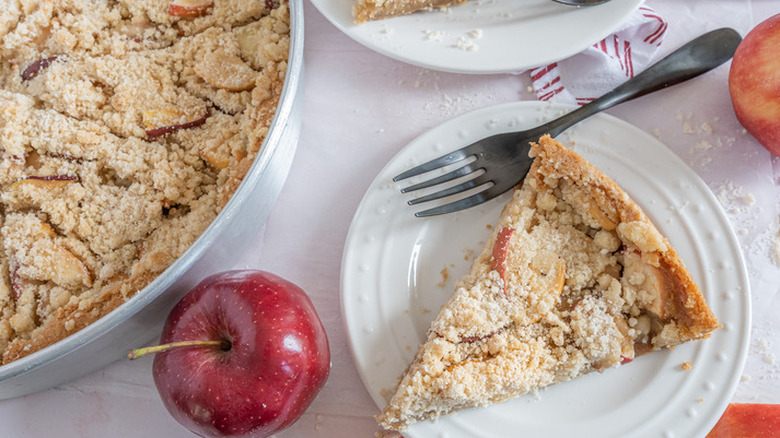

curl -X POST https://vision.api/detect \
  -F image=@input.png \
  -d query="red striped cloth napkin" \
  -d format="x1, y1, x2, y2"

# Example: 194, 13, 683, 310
530, 4, 667, 105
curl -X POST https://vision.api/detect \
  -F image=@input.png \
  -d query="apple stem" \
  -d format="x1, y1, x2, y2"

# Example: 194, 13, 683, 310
127, 340, 230, 360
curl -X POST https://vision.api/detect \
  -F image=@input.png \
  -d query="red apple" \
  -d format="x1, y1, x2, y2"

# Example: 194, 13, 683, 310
729, 14, 780, 156
706, 403, 780, 438
132, 270, 330, 438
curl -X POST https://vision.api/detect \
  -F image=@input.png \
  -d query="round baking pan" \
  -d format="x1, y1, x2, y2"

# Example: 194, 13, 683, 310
0, 0, 305, 399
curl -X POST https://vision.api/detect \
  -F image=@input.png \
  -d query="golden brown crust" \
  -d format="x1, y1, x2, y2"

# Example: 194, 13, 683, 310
377, 135, 719, 431
3, 276, 130, 364
1, 250, 167, 364
529, 135, 719, 337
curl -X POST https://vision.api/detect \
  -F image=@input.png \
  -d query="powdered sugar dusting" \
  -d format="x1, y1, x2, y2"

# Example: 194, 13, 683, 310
455, 36, 478, 51
715, 180, 758, 236
422, 29, 446, 42
419, 27, 483, 52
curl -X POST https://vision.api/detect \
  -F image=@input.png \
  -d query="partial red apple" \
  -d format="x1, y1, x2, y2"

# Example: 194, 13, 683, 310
706, 403, 780, 438
168, 0, 214, 18
729, 14, 780, 156
135, 270, 330, 438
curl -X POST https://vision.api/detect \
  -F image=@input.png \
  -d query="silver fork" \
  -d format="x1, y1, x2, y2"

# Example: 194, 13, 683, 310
394, 27, 742, 217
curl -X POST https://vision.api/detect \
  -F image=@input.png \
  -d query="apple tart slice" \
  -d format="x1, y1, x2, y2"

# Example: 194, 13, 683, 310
353, 0, 467, 24
377, 135, 720, 431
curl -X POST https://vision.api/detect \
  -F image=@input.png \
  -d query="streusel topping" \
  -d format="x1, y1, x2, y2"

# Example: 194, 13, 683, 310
0, 0, 290, 364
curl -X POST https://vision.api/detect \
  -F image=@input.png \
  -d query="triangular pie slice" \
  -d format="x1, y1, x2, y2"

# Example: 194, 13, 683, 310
353, 0, 467, 24
377, 135, 720, 431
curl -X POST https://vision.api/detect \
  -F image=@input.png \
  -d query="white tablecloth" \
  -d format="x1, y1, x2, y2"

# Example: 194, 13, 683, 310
1, 1, 777, 436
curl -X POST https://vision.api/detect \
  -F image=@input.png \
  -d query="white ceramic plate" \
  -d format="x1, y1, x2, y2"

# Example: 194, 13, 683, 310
310, 0, 643, 74
341, 101, 750, 438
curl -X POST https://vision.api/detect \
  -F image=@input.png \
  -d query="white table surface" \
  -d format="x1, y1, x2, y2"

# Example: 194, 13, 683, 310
1, 1, 778, 436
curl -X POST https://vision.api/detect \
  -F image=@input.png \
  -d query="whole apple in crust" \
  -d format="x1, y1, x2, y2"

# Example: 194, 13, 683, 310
729, 14, 780, 156
151, 270, 330, 438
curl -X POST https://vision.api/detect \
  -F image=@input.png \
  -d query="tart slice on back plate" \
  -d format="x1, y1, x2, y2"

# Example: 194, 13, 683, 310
353, 0, 467, 23
378, 135, 720, 432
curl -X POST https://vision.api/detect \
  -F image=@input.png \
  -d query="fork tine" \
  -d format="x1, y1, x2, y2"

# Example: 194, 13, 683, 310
393, 148, 473, 182
399, 162, 482, 193
414, 184, 504, 217
407, 173, 492, 205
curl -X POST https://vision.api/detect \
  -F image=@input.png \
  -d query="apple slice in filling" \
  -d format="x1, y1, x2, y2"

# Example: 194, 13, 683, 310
622, 250, 671, 320
490, 227, 515, 289
529, 249, 566, 298
491, 226, 565, 300
10, 175, 78, 190
21, 56, 60, 81
143, 109, 208, 138
168, 0, 214, 18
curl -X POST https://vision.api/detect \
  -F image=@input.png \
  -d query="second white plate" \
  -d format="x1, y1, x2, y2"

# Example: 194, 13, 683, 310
311, 0, 643, 74
341, 101, 750, 437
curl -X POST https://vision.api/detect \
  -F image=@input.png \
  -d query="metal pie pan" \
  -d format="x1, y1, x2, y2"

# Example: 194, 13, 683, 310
0, 0, 305, 399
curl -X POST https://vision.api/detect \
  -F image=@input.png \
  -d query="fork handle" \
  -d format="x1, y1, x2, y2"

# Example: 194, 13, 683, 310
536, 27, 742, 138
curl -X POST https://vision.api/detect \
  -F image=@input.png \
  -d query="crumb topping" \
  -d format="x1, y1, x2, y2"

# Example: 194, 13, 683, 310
0, 0, 290, 364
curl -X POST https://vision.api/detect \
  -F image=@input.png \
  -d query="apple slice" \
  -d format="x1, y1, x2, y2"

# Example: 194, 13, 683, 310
588, 203, 618, 231
10, 175, 78, 190
201, 148, 230, 170
234, 21, 288, 70
168, 0, 214, 18
236, 26, 261, 55
194, 49, 256, 92
623, 250, 671, 319
10, 265, 23, 302
235, 26, 265, 70
491, 227, 515, 288
50, 246, 93, 288
444, 358, 479, 374
120, 16, 154, 41
143, 109, 208, 138
644, 266, 671, 319
37, 222, 57, 238
30, 222, 93, 288
10, 242, 92, 290
491, 228, 565, 301
21, 56, 60, 81
529, 249, 566, 297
